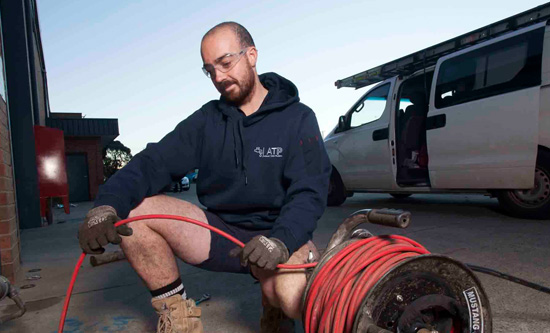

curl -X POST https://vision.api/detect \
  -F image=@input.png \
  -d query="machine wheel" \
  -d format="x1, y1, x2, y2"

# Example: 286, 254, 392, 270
390, 193, 412, 199
497, 150, 550, 219
327, 168, 346, 207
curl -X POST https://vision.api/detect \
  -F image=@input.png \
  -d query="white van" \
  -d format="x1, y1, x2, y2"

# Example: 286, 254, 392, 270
324, 4, 550, 219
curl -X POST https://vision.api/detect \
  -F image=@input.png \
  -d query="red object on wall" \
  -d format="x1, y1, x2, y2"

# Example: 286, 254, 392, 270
34, 126, 70, 220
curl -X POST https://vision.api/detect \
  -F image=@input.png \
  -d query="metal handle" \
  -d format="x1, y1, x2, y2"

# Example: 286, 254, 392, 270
368, 208, 410, 228
325, 209, 411, 253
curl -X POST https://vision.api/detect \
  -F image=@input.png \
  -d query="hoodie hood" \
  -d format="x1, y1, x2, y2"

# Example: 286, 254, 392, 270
219, 72, 300, 123
256, 72, 299, 113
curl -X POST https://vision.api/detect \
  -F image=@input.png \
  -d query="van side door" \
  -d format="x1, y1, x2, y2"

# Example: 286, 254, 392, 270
328, 80, 395, 190
426, 24, 545, 189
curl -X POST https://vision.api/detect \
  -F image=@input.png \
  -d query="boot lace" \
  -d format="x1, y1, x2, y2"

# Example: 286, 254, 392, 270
157, 305, 174, 333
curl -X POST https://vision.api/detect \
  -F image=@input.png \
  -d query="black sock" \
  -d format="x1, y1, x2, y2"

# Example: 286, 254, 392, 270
151, 277, 187, 300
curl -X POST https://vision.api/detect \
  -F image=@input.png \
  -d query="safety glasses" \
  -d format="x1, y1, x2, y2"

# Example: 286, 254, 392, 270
202, 48, 248, 78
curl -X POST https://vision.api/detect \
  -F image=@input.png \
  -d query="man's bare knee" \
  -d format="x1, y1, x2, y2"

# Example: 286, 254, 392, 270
129, 195, 184, 217
123, 194, 210, 265
273, 241, 319, 318
129, 195, 206, 223
120, 220, 150, 242
128, 196, 158, 217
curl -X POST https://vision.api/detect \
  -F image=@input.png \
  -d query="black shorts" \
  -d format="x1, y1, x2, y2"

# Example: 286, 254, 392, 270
193, 210, 270, 274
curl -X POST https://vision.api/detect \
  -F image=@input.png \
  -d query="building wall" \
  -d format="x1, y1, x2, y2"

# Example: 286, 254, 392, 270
64, 137, 104, 200
0, 95, 19, 282
0, 12, 19, 282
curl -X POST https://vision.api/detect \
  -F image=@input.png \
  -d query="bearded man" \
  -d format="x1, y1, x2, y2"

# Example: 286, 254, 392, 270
77, 21, 331, 333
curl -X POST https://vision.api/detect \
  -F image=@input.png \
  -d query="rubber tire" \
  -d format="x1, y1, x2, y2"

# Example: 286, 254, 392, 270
390, 193, 412, 199
496, 150, 550, 220
327, 168, 347, 207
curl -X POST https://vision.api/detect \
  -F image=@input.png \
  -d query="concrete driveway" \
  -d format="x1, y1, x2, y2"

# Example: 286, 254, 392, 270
0, 186, 548, 332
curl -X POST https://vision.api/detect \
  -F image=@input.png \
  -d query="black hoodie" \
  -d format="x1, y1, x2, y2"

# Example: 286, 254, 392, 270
94, 73, 331, 255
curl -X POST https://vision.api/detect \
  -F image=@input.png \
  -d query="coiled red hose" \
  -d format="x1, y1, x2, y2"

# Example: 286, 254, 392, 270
303, 235, 430, 333
58, 214, 315, 333
59, 215, 427, 333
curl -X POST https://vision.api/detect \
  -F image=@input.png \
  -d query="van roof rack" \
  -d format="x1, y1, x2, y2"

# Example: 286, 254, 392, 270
335, 3, 550, 89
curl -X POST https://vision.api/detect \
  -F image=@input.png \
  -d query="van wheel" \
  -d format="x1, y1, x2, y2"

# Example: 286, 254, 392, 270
497, 152, 550, 219
390, 193, 412, 199
327, 168, 346, 206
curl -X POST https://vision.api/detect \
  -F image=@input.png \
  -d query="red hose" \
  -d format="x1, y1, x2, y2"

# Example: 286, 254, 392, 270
58, 214, 316, 333
59, 215, 428, 333
303, 235, 430, 333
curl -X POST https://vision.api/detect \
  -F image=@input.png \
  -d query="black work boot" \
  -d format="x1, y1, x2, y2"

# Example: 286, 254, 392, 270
260, 303, 295, 333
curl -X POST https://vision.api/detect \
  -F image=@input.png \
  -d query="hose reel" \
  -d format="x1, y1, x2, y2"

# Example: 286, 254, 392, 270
302, 209, 492, 333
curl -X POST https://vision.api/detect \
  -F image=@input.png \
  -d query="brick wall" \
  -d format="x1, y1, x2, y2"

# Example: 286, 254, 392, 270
0, 96, 19, 282
64, 137, 103, 200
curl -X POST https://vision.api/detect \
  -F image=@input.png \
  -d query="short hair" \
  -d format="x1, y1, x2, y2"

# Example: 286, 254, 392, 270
202, 22, 255, 49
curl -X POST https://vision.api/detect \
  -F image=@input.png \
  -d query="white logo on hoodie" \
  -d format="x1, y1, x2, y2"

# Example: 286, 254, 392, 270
254, 147, 283, 158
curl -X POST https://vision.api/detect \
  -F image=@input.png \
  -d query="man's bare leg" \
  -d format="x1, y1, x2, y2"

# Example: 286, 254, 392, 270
119, 195, 211, 290
252, 241, 320, 319
120, 194, 317, 319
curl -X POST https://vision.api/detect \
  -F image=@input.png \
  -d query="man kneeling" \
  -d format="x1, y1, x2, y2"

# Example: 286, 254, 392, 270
78, 22, 331, 333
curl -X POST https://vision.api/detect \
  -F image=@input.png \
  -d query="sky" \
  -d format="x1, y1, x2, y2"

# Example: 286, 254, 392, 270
36, 0, 545, 155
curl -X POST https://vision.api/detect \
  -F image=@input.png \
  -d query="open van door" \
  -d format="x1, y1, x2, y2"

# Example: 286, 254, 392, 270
426, 24, 544, 189
326, 80, 395, 190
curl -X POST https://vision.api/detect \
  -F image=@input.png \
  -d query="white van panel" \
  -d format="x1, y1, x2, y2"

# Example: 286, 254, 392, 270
328, 127, 394, 190
427, 87, 539, 189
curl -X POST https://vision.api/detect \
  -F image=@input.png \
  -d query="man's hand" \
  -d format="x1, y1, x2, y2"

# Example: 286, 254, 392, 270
77, 206, 133, 254
229, 235, 289, 270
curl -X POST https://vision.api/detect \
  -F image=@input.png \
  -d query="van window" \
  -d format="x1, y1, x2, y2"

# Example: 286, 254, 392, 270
435, 27, 544, 108
349, 83, 390, 128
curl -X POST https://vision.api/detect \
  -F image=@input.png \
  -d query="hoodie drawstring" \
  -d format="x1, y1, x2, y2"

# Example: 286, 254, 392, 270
232, 118, 248, 185
232, 121, 240, 168
238, 121, 248, 186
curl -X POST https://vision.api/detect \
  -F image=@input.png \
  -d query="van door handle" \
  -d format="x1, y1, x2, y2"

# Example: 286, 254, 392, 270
426, 114, 446, 130
372, 127, 389, 141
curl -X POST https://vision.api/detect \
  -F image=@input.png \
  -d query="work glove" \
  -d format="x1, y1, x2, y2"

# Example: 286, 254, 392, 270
229, 235, 289, 270
77, 205, 133, 254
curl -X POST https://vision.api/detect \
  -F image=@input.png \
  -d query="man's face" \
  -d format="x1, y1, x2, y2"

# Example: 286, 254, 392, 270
201, 29, 256, 105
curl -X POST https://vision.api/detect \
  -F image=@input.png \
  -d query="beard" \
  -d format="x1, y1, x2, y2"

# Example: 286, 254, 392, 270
218, 65, 255, 106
